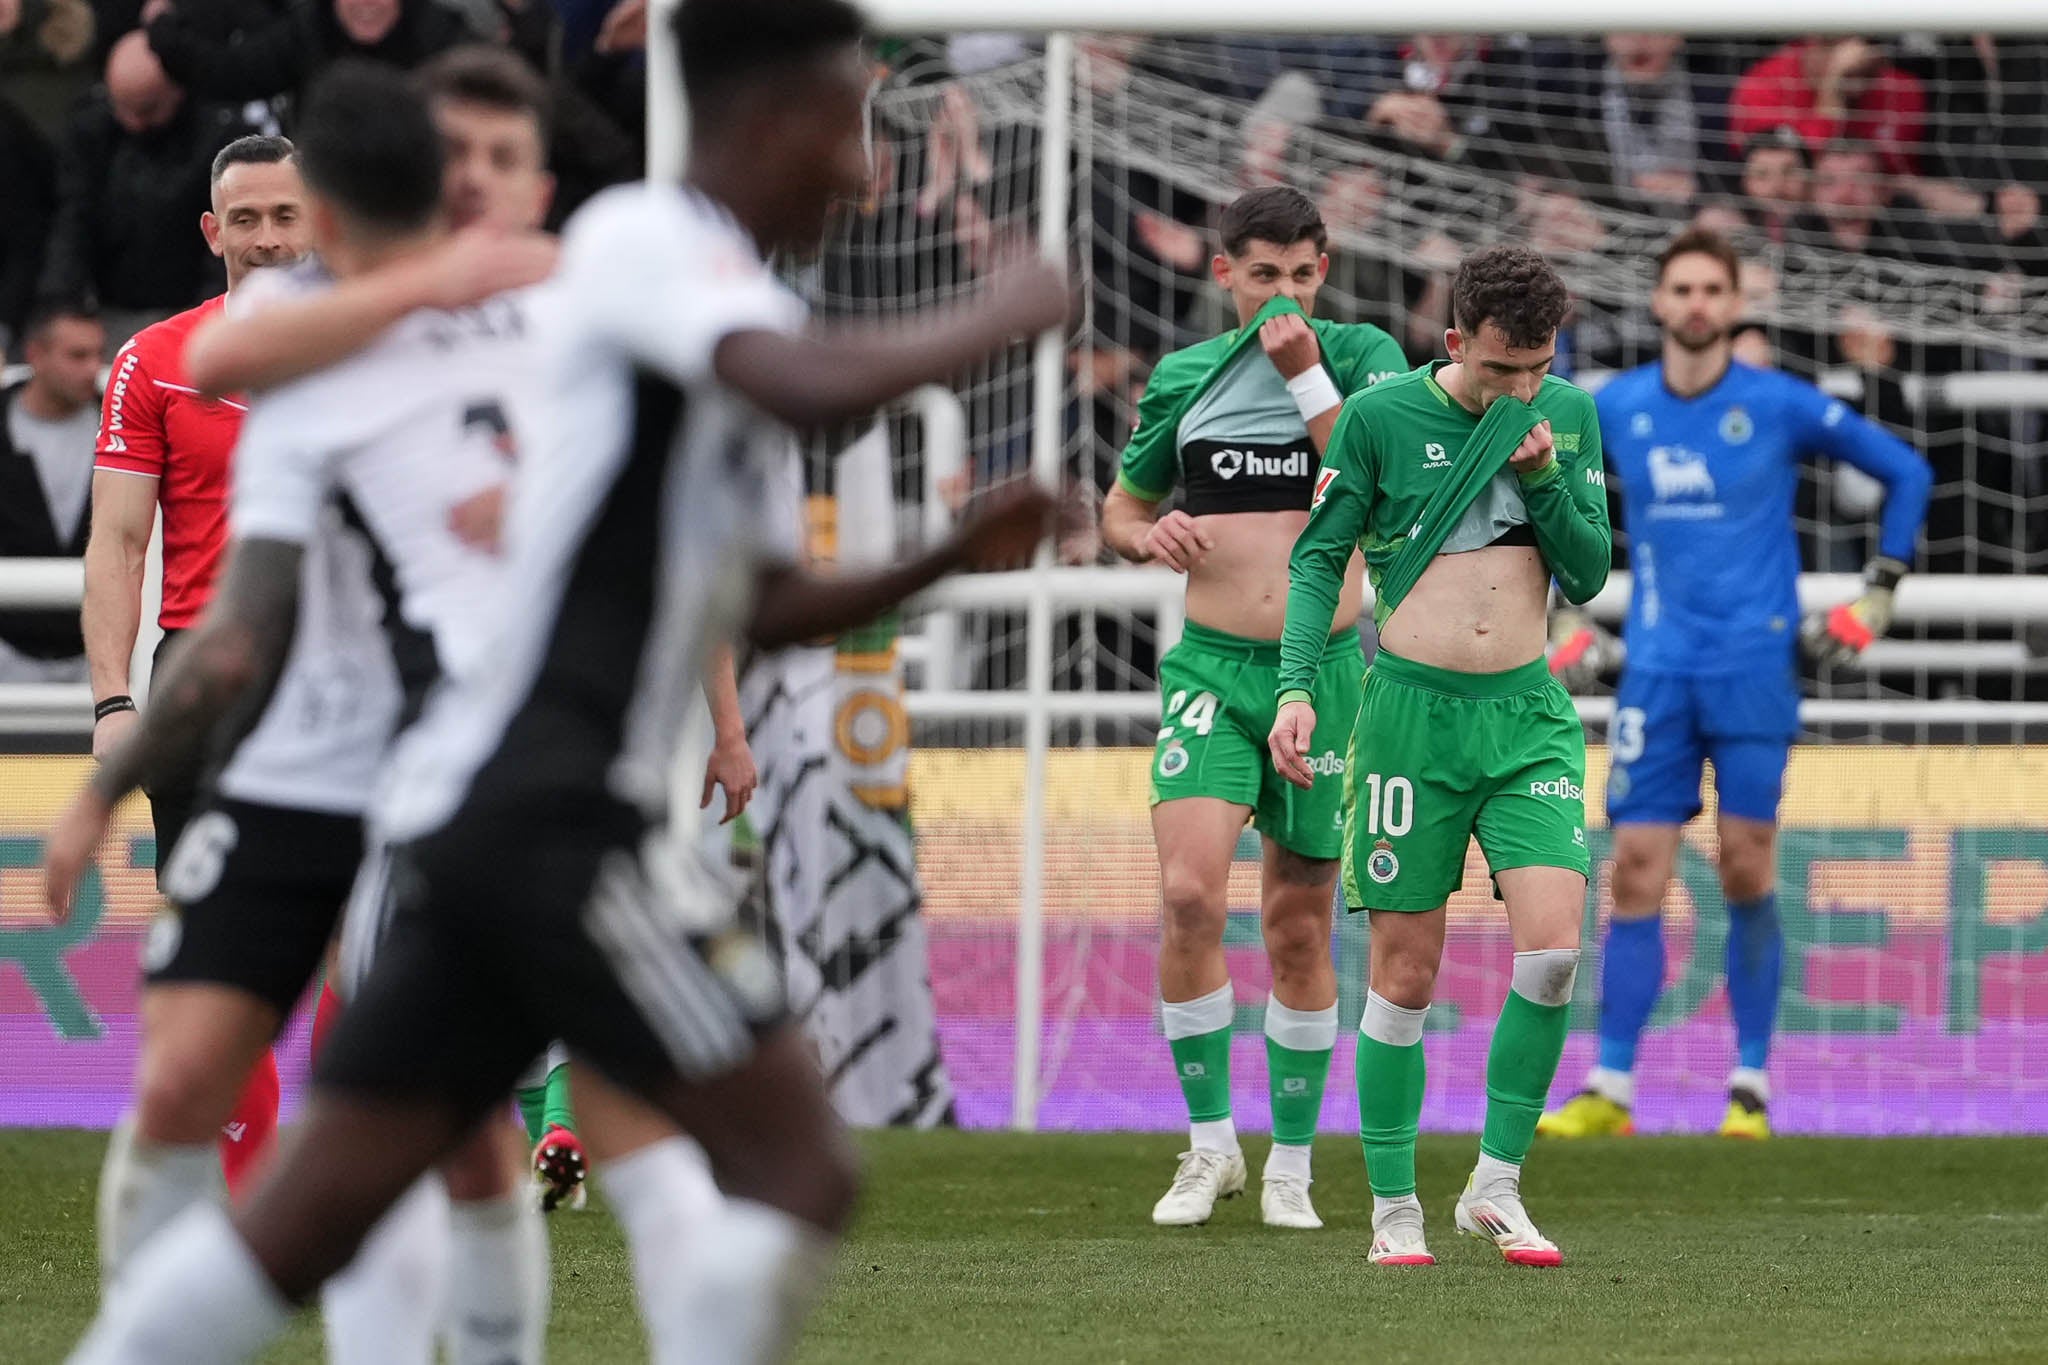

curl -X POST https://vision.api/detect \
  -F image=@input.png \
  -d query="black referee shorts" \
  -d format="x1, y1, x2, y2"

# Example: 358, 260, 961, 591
145, 798, 362, 1016
315, 795, 786, 1123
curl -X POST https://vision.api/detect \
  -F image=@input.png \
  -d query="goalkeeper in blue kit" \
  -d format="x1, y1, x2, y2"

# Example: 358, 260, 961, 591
1541, 229, 1930, 1140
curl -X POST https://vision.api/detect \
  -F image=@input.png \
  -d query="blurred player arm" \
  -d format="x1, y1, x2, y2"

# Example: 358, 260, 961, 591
1516, 402, 1611, 606
748, 482, 1054, 650
699, 644, 755, 824
713, 259, 1068, 430
1794, 389, 1934, 665
184, 231, 558, 397
89, 536, 302, 805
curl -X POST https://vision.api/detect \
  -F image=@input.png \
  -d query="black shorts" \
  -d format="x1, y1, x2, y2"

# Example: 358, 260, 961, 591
144, 797, 362, 1016
144, 629, 199, 882
315, 796, 785, 1123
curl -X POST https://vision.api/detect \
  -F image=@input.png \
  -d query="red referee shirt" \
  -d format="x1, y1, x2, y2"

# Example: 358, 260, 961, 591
94, 296, 246, 631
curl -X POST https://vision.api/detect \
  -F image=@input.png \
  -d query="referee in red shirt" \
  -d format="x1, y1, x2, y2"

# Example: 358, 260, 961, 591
82, 135, 311, 1198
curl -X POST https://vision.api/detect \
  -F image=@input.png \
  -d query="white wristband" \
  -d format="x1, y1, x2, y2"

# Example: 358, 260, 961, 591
1286, 366, 1342, 423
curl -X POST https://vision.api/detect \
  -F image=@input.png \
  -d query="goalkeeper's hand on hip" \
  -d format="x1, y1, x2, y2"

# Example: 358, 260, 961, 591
1802, 556, 1908, 668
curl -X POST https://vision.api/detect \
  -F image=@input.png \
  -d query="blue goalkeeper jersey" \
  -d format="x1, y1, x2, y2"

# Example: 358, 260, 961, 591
1595, 360, 1931, 676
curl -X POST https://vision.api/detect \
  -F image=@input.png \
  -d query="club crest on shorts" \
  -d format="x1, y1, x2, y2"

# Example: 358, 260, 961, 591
1158, 741, 1189, 779
1366, 839, 1399, 885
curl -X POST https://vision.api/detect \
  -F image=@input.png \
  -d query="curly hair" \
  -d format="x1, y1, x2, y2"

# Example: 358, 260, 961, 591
1450, 245, 1570, 350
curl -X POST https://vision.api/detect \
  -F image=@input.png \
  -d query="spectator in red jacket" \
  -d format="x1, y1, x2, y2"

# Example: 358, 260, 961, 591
1728, 37, 1926, 178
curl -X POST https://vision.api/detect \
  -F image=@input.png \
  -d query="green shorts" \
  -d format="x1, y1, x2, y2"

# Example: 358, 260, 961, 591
1340, 651, 1589, 912
1151, 621, 1364, 862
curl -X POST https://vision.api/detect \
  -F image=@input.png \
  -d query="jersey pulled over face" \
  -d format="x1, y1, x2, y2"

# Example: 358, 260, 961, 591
1118, 316, 1406, 517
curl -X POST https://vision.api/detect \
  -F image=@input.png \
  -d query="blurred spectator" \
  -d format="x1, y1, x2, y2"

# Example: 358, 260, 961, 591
0, 94, 56, 352
1730, 319, 1774, 368
1733, 126, 1824, 245
1357, 34, 1576, 183
1593, 34, 1705, 208
1808, 146, 1914, 260
144, 0, 468, 112
1316, 165, 1418, 346
0, 299, 102, 681
0, 0, 97, 135
1899, 34, 2048, 189
40, 30, 255, 341
1728, 37, 1926, 178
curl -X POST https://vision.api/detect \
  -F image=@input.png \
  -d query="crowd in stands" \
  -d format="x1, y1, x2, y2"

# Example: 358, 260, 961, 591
0, 25, 2042, 685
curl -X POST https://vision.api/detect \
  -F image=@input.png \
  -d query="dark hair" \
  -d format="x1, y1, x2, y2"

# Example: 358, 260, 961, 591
418, 45, 553, 145
296, 61, 443, 234
21, 298, 100, 346
1218, 186, 1327, 257
1657, 227, 1741, 288
672, 0, 866, 118
210, 133, 296, 186
1450, 245, 1570, 349
1743, 124, 1810, 169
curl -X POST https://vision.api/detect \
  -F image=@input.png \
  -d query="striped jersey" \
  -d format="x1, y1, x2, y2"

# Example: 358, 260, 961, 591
373, 183, 806, 845
221, 273, 545, 813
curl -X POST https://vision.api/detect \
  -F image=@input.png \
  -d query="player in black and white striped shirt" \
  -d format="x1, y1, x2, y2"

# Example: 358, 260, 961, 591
68, 4, 1068, 1362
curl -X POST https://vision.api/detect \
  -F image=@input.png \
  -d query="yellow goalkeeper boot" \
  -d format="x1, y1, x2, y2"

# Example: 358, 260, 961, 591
1536, 1090, 1635, 1139
1718, 1086, 1771, 1140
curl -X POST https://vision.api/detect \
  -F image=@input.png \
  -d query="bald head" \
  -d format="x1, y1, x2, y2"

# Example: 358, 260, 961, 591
107, 31, 183, 134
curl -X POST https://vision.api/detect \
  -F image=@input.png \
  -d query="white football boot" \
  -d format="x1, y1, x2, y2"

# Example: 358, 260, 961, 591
1259, 1172, 1323, 1230
1150, 1148, 1246, 1226
1454, 1177, 1563, 1267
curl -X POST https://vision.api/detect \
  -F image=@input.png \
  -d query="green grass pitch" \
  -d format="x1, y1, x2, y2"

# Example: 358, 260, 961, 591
4, 1128, 2043, 1363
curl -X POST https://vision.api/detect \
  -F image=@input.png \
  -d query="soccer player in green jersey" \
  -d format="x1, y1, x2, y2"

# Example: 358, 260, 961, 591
1269, 245, 1610, 1266
1101, 186, 1407, 1230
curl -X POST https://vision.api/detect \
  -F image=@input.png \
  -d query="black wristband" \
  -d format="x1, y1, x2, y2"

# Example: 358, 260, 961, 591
1865, 557, 1908, 593
94, 695, 137, 722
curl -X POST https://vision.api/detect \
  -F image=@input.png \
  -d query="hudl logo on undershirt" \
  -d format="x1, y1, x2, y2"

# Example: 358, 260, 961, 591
1210, 447, 1311, 481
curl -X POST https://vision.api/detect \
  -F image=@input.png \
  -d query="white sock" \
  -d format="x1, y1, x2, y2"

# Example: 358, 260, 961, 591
632, 1199, 835, 1365
71, 1203, 290, 1365
1472, 1151, 1521, 1201
98, 1115, 225, 1293
1188, 1118, 1238, 1155
601, 1136, 731, 1360
1586, 1065, 1635, 1108
1371, 1193, 1422, 1232
443, 1192, 548, 1365
322, 1176, 451, 1365
1263, 1143, 1312, 1183
1728, 1067, 1771, 1103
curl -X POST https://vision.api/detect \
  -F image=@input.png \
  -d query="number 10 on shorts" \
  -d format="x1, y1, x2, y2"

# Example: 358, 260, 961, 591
1358, 773, 1414, 837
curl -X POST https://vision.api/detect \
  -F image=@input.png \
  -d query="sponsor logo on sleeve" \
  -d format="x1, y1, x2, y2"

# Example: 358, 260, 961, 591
1312, 466, 1338, 508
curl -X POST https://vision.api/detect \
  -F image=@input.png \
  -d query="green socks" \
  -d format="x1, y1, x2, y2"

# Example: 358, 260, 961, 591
1264, 998, 1336, 1150
516, 1062, 578, 1146
1480, 950, 1578, 1165
1162, 984, 1235, 1127
1356, 991, 1429, 1197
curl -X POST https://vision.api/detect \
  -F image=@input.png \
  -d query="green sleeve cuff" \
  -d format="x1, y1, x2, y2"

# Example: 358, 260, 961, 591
1276, 688, 1313, 709
1516, 457, 1566, 487
1116, 470, 1168, 503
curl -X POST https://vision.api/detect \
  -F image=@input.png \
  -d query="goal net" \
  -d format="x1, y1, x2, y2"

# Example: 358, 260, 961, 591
787, 27, 2048, 1136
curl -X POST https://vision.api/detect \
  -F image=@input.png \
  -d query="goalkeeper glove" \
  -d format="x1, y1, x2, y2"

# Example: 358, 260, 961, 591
1801, 556, 1907, 668
1547, 606, 1624, 691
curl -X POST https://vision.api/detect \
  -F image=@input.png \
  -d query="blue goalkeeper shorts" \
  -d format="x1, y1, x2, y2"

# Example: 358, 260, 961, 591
1606, 665, 1799, 826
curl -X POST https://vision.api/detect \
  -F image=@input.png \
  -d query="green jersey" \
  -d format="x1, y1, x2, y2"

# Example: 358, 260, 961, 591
1277, 363, 1611, 698
1118, 304, 1406, 517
